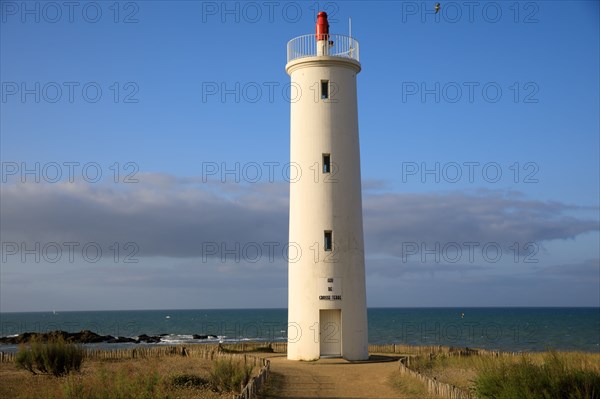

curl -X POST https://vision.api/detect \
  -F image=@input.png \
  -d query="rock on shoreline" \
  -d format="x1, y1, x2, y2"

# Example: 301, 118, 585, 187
0, 330, 169, 345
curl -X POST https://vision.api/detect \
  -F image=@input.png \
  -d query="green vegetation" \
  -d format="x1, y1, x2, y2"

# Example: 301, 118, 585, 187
388, 372, 433, 398
169, 373, 209, 389
3, 353, 246, 399
16, 337, 84, 377
219, 343, 275, 353
209, 358, 254, 392
406, 351, 600, 399
62, 366, 166, 399
255, 372, 284, 399
474, 352, 600, 399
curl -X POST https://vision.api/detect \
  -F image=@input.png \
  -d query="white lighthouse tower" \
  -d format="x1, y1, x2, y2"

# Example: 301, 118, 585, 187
286, 12, 368, 361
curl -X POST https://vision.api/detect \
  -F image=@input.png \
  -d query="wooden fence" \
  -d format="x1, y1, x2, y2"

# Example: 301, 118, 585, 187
234, 358, 270, 399
370, 344, 458, 355
0, 351, 14, 363
398, 357, 477, 399
0, 342, 283, 363
369, 343, 523, 357
0, 341, 527, 364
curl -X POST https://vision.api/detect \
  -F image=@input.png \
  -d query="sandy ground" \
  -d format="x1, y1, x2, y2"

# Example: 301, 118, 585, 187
262, 354, 412, 399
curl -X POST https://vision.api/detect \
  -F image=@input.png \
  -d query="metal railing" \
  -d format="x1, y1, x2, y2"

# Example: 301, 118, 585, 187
287, 34, 359, 63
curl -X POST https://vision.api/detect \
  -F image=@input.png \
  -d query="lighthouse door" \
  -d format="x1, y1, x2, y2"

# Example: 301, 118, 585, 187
319, 309, 341, 357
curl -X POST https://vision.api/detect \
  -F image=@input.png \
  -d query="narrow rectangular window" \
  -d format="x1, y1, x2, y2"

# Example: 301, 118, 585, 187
322, 154, 331, 173
324, 230, 332, 251
321, 80, 329, 99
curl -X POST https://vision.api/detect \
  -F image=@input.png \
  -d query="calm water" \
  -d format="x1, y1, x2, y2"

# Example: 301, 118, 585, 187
1, 308, 598, 353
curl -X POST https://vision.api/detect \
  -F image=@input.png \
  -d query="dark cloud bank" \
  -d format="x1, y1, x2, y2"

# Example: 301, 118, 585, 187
2, 173, 597, 259
2, 174, 599, 310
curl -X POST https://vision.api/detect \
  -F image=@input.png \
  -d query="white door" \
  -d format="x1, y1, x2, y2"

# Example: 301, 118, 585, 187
319, 309, 341, 356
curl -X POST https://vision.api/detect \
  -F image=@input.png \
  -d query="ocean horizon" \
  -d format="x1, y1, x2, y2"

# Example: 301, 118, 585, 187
1, 307, 598, 353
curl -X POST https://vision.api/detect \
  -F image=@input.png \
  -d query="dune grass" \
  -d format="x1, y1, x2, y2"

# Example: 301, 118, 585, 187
2, 356, 235, 399
15, 337, 84, 377
209, 358, 254, 392
408, 351, 600, 398
474, 352, 600, 399
62, 365, 165, 399
388, 372, 435, 399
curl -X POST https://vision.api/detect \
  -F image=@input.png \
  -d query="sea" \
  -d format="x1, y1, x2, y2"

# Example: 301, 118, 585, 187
1, 308, 598, 354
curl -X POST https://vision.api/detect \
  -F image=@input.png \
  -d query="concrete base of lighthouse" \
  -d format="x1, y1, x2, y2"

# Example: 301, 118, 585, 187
287, 305, 368, 361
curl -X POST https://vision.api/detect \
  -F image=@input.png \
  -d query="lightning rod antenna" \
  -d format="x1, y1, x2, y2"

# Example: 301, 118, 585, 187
349, 17, 352, 37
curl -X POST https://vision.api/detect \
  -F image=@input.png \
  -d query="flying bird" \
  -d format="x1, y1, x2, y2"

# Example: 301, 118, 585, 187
435, 3, 441, 14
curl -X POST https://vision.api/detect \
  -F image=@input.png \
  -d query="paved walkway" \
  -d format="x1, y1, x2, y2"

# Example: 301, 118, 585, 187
264, 354, 405, 399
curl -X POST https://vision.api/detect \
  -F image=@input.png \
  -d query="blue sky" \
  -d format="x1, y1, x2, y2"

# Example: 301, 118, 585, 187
1, 1, 598, 312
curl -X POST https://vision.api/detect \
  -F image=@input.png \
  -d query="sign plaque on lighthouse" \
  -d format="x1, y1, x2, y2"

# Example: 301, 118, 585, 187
286, 12, 368, 361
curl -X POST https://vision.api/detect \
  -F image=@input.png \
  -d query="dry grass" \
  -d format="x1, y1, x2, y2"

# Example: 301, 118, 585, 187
254, 371, 284, 399
1, 356, 235, 399
388, 371, 436, 399
409, 351, 600, 391
4, 348, 598, 399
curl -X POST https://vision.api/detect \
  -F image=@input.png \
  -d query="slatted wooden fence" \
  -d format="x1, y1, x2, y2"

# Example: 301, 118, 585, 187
0, 351, 14, 363
0, 341, 526, 364
369, 343, 523, 357
233, 358, 270, 399
398, 357, 477, 399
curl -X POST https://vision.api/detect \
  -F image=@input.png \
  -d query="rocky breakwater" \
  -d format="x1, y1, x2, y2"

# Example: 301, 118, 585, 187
0, 330, 162, 345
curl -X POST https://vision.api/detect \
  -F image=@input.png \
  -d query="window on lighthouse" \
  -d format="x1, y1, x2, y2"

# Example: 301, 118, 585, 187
323, 154, 331, 173
321, 80, 329, 99
324, 231, 333, 251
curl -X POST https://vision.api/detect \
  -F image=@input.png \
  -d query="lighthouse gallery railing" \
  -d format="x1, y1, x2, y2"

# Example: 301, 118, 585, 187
287, 34, 359, 63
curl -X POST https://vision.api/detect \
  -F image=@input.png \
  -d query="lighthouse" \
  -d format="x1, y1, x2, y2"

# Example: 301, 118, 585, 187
286, 12, 368, 361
